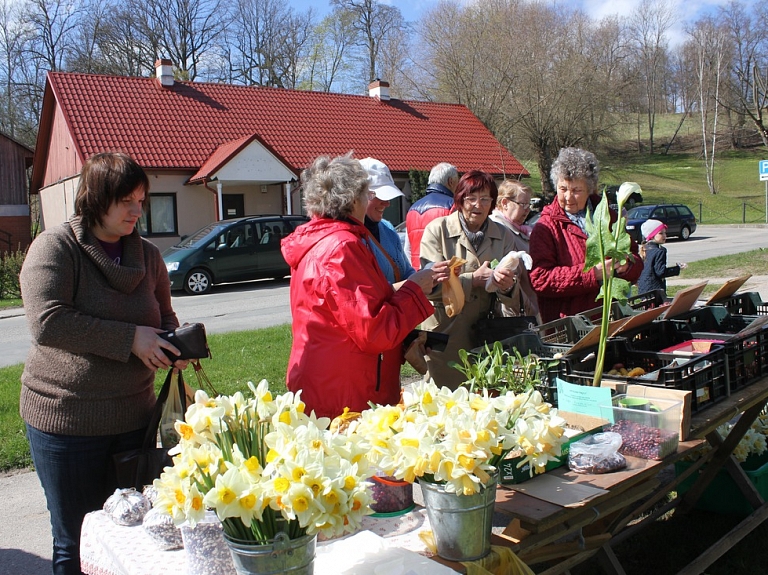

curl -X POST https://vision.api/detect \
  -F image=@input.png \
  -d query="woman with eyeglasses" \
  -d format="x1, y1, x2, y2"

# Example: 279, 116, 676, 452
490, 180, 534, 250
489, 180, 540, 321
420, 170, 525, 389
529, 147, 643, 323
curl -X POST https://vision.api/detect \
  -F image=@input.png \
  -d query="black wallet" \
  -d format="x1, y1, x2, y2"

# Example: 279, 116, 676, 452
403, 330, 449, 352
159, 323, 211, 360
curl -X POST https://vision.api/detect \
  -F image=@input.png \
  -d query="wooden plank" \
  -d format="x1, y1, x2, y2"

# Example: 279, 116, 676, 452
518, 534, 612, 564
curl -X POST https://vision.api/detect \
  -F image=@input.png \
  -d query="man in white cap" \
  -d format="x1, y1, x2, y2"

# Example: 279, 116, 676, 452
637, 218, 687, 295
358, 157, 415, 284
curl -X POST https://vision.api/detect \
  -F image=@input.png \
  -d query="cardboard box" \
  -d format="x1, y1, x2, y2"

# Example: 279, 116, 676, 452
499, 411, 607, 484
660, 339, 724, 355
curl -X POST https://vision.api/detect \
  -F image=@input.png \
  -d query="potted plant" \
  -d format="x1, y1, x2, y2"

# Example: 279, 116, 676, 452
153, 380, 374, 575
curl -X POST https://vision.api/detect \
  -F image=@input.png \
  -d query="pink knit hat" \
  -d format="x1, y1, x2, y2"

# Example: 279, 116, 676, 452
641, 219, 667, 241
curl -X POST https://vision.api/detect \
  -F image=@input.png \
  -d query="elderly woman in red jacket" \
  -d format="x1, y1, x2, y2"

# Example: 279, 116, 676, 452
529, 147, 643, 323
281, 153, 443, 419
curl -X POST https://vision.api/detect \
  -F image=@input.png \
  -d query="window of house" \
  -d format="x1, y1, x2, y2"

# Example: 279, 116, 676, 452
138, 193, 177, 236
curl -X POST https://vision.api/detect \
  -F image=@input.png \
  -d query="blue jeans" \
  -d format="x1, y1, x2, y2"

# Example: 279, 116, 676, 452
26, 424, 146, 575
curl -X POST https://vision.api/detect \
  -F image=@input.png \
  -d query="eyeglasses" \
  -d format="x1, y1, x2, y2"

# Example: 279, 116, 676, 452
507, 199, 531, 209
464, 196, 493, 206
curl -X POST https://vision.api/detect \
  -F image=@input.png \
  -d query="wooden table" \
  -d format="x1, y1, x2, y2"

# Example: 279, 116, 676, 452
433, 377, 768, 575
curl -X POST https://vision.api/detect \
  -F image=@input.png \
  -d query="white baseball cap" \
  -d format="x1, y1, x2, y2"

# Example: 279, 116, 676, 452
359, 157, 404, 201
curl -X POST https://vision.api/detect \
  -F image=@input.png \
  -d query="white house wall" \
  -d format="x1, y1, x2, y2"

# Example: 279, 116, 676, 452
38, 177, 79, 232
214, 140, 295, 183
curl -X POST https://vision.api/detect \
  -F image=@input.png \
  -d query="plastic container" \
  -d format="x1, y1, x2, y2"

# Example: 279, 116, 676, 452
599, 394, 681, 460
180, 510, 235, 575
535, 315, 594, 346
368, 475, 414, 515
660, 339, 724, 355
675, 451, 768, 516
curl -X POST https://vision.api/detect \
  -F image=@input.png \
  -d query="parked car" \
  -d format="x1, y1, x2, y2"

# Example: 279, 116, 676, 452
624, 204, 697, 243
601, 184, 643, 209
163, 215, 309, 294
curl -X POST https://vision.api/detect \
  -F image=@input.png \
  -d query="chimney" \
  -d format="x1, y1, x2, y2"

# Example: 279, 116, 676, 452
368, 79, 390, 101
155, 58, 174, 88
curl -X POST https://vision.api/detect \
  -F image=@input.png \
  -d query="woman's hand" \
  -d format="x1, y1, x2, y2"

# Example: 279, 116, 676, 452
429, 259, 457, 284
408, 268, 437, 294
131, 326, 181, 371
492, 267, 518, 292
472, 261, 494, 287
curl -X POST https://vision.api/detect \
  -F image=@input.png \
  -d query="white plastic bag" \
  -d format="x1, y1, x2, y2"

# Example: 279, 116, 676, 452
568, 432, 627, 474
103, 488, 151, 526
159, 370, 184, 448
485, 251, 533, 292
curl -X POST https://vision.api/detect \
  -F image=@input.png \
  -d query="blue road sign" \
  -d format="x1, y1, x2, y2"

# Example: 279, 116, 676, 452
761, 160, 768, 181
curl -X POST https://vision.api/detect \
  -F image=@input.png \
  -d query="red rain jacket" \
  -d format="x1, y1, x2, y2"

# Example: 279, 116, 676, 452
280, 217, 433, 419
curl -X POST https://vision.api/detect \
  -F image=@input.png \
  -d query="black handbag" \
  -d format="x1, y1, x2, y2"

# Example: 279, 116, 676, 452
472, 293, 537, 346
112, 369, 187, 489
159, 322, 211, 360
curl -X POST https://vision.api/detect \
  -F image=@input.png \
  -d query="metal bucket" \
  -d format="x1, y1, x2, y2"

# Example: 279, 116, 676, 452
224, 531, 316, 575
419, 474, 497, 561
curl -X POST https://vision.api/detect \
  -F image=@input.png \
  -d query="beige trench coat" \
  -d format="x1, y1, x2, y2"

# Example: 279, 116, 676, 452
419, 212, 522, 389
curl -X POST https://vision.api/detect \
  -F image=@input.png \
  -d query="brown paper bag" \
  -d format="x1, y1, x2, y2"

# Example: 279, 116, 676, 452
443, 256, 467, 317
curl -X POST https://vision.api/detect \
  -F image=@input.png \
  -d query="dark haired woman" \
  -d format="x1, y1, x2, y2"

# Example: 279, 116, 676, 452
20, 152, 187, 575
420, 169, 523, 389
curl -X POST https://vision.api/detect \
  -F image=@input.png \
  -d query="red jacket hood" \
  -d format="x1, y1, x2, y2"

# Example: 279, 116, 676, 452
281, 217, 365, 268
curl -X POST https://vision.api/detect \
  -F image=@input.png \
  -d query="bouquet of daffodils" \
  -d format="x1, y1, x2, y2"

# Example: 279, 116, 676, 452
153, 380, 374, 543
716, 411, 768, 463
348, 380, 567, 496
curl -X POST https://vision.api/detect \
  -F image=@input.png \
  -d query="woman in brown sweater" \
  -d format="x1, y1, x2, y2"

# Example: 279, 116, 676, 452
20, 152, 186, 575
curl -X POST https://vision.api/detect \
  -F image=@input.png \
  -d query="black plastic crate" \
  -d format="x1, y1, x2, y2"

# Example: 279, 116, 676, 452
578, 290, 667, 327
708, 292, 768, 316
686, 327, 768, 390
667, 306, 757, 334
557, 339, 728, 413
614, 319, 693, 353
534, 315, 594, 346
471, 333, 576, 405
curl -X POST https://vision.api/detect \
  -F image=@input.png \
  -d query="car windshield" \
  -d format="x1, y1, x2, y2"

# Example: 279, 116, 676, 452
176, 223, 226, 248
627, 206, 652, 219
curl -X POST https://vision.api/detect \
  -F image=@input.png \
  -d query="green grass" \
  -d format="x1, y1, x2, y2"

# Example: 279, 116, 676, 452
0, 325, 293, 473
0, 298, 22, 309
666, 247, 768, 297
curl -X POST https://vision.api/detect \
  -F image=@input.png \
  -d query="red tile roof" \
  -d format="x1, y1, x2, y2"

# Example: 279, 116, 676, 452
35, 72, 528, 185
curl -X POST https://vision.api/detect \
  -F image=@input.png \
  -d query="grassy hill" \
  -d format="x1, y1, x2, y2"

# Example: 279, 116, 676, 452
519, 113, 768, 225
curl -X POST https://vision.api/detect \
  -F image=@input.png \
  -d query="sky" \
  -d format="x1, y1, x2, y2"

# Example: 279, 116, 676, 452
288, 0, 759, 47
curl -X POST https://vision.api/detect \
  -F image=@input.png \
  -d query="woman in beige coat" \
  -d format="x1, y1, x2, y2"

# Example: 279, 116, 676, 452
420, 170, 524, 389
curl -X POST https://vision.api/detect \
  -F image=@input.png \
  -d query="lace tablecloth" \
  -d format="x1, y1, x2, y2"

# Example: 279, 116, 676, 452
81, 508, 439, 575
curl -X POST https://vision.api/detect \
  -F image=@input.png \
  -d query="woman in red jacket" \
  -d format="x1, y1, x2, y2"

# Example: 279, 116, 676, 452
529, 147, 643, 323
281, 153, 440, 419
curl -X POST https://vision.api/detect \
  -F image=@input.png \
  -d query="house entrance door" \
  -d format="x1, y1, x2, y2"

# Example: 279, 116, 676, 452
222, 194, 245, 219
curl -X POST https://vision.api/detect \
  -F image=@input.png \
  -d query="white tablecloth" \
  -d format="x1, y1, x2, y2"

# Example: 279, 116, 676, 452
81, 508, 447, 575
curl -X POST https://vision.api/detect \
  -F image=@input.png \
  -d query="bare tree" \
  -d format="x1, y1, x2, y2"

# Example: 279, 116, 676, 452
22, 0, 82, 73
0, 0, 32, 139
133, 0, 227, 80
331, 0, 406, 87
628, 0, 675, 154
304, 12, 357, 92
689, 17, 727, 194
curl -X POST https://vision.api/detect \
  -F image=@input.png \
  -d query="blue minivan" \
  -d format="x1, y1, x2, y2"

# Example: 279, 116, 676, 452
163, 215, 309, 294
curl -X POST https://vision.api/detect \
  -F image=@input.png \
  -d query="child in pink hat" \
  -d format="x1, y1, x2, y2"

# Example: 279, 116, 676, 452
637, 219, 687, 296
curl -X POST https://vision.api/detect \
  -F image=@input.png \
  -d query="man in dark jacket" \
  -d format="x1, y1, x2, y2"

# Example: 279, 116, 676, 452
405, 162, 458, 268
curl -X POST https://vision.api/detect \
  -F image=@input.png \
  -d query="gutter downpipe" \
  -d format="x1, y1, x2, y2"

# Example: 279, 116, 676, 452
285, 181, 292, 214
203, 179, 223, 221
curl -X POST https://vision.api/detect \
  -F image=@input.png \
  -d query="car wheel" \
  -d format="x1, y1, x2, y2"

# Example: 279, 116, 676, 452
184, 269, 213, 295
680, 226, 691, 241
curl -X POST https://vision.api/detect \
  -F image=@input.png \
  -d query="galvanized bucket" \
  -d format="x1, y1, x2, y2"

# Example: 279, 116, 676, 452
419, 474, 497, 562
224, 531, 316, 575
